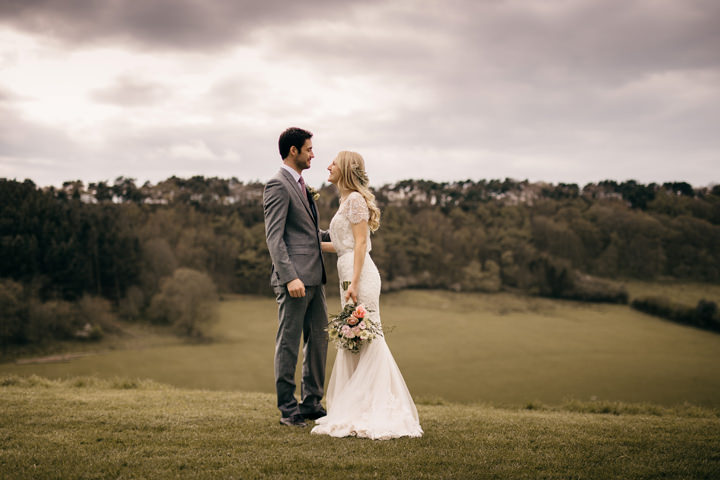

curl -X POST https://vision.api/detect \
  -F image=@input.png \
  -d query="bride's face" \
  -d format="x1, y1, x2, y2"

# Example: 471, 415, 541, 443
327, 158, 341, 184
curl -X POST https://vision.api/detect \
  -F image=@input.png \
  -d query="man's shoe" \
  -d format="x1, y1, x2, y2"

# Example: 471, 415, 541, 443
302, 408, 327, 421
279, 414, 307, 427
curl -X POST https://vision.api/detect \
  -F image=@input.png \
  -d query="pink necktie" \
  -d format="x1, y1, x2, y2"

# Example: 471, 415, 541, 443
298, 176, 306, 195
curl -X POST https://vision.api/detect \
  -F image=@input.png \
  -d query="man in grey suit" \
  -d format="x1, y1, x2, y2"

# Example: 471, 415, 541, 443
263, 127, 329, 427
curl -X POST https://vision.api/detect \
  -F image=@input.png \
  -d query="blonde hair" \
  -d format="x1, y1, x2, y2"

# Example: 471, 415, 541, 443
335, 151, 381, 232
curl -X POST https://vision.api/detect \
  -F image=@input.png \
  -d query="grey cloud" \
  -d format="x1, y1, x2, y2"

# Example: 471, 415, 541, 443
0, 0, 380, 50
1, 0, 718, 187
0, 85, 27, 104
0, 88, 13, 103
261, 0, 720, 152
452, 0, 720, 83
0, 105, 80, 159
0, 105, 91, 185
270, 0, 720, 87
84, 119, 275, 182
201, 76, 271, 113
0, 105, 267, 185
307, 0, 720, 182
91, 76, 169, 106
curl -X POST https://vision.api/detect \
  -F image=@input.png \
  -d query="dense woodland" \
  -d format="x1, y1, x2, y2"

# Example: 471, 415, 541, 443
1, 176, 719, 346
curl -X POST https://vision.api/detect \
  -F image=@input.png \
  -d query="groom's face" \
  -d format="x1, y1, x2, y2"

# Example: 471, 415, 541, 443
294, 139, 314, 171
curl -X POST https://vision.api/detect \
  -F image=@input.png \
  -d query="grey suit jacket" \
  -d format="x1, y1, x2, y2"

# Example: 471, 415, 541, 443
263, 169, 329, 287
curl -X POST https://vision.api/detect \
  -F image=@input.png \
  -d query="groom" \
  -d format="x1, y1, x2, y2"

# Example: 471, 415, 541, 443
263, 127, 329, 427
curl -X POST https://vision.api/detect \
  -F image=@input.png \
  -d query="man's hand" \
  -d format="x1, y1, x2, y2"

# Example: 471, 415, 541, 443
286, 278, 306, 298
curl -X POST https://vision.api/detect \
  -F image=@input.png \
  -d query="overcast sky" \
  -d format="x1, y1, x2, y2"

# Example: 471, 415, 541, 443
1, 0, 718, 189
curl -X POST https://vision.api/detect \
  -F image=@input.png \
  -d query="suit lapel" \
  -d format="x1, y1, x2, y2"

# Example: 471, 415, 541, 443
279, 169, 315, 221
308, 194, 319, 226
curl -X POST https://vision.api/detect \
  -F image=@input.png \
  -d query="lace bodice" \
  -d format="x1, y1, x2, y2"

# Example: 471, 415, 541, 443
329, 192, 372, 257
329, 191, 379, 314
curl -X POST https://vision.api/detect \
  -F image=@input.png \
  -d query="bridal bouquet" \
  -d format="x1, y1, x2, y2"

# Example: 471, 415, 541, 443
327, 303, 382, 354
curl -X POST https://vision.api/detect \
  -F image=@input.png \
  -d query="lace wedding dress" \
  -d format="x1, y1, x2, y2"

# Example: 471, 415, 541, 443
311, 192, 423, 440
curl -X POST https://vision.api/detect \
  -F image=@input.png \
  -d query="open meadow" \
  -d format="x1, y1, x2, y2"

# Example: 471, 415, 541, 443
3, 287, 720, 479
1, 376, 719, 480
2, 287, 720, 407
623, 279, 720, 307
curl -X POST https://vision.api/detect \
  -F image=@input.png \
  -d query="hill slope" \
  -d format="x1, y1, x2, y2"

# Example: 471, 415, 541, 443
3, 290, 720, 407
1, 376, 718, 480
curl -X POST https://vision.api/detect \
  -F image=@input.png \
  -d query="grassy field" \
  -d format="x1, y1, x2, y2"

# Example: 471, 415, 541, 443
622, 279, 720, 307
2, 289, 720, 407
1, 376, 719, 480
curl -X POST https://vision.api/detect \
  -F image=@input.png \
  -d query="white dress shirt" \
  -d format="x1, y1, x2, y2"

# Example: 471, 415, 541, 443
281, 164, 304, 191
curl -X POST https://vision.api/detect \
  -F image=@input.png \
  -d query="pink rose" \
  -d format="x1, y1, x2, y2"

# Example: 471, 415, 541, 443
352, 326, 361, 336
353, 305, 367, 319
341, 325, 353, 338
358, 321, 366, 330
347, 315, 359, 326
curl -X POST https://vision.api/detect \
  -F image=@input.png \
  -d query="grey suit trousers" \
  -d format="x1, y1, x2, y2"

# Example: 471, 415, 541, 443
273, 283, 328, 418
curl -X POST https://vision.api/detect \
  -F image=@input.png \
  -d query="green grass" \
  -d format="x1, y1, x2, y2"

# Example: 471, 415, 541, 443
622, 279, 720, 307
1, 376, 719, 480
2, 290, 720, 407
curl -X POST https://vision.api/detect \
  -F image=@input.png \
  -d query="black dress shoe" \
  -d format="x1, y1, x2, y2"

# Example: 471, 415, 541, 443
279, 414, 307, 427
301, 408, 327, 421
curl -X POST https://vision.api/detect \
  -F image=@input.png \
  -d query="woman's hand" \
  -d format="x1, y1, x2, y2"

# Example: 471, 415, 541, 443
344, 282, 359, 304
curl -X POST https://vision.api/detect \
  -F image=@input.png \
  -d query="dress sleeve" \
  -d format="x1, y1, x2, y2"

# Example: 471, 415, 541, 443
345, 192, 370, 224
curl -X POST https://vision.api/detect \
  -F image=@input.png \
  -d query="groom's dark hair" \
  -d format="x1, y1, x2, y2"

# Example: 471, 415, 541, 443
279, 127, 313, 159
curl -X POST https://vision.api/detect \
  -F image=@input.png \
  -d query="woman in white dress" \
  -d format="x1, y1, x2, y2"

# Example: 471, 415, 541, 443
311, 151, 423, 440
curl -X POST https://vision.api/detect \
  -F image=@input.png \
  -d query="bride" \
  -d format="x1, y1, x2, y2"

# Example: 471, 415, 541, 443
311, 151, 423, 440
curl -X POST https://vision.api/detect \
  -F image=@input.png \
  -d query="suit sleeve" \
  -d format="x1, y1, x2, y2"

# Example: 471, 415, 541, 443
263, 179, 298, 285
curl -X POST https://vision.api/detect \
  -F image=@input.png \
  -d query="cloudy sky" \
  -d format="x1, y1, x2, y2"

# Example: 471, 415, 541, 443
1, 0, 719, 189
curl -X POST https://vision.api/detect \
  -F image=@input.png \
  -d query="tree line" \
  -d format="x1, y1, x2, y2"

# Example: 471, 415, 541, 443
1, 176, 719, 348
